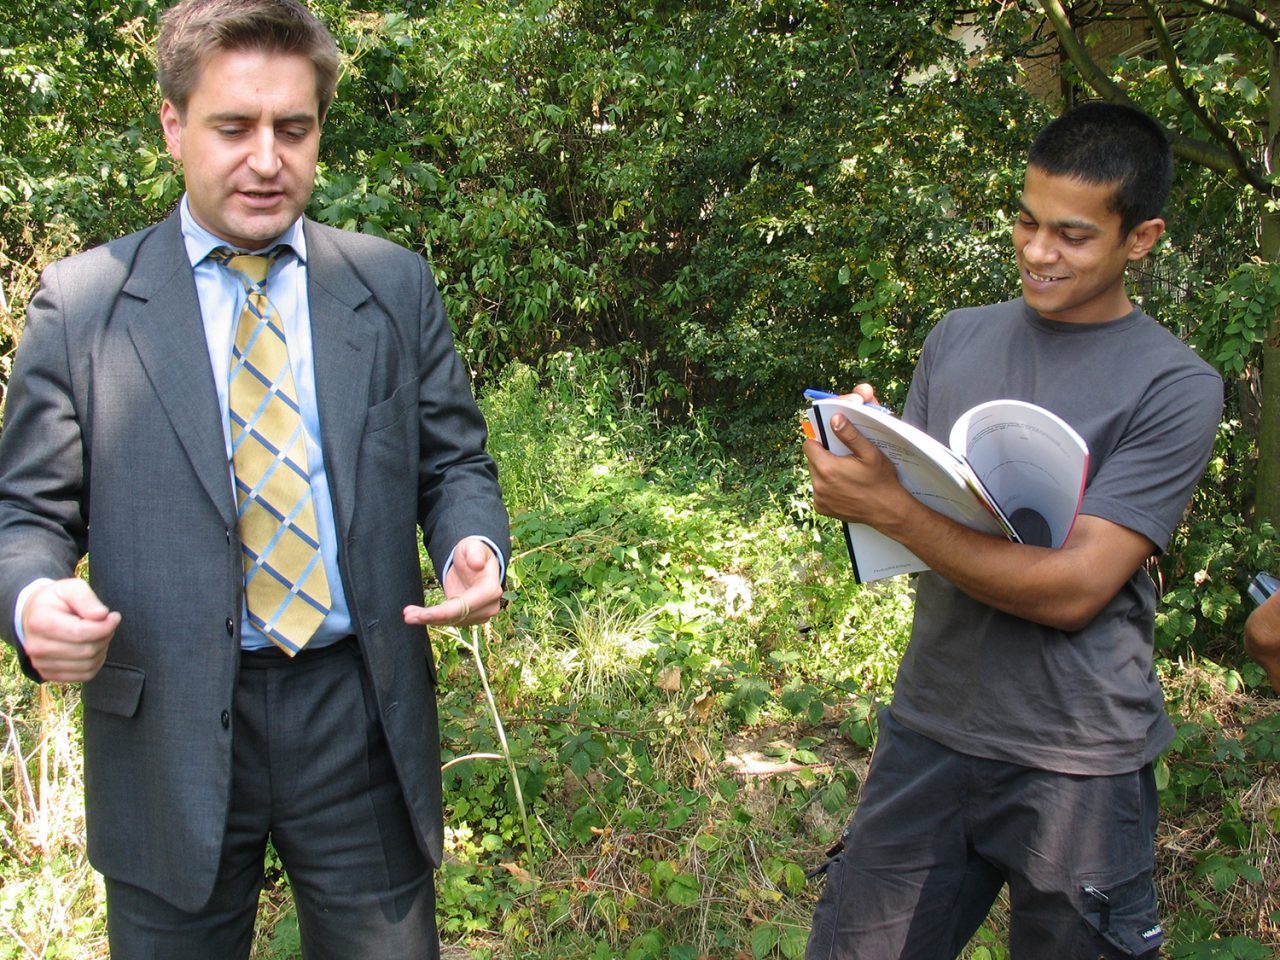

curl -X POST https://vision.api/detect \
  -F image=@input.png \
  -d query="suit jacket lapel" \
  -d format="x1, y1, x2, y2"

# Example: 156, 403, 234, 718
124, 213, 237, 524
305, 222, 375, 539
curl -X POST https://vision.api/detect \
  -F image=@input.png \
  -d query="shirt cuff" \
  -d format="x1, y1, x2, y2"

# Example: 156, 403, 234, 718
440, 536, 507, 586
14, 578, 55, 650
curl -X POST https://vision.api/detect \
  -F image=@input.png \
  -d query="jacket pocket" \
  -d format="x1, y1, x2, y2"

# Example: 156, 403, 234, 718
82, 662, 145, 718
364, 378, 418, 434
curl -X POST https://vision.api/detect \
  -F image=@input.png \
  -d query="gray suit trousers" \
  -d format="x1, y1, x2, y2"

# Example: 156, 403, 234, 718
105, 640, 440, 960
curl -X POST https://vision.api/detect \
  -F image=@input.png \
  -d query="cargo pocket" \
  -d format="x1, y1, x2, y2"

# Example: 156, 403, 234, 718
806, 836, 846, 880
1080, 873, 1164, 957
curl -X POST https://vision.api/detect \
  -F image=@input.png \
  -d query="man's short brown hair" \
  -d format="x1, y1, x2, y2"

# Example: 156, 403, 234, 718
157, 0, 339, 119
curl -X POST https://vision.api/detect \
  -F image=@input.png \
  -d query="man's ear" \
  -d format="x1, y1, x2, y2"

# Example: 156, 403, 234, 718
159, 100, 184, 161
1126, 217, 1165, 261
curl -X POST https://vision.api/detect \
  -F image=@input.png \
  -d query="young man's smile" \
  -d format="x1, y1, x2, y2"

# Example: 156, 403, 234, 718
1013, 165, 1164, 324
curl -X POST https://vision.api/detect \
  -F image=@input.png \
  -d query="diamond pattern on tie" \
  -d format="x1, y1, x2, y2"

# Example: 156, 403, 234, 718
211, 247, 331, 655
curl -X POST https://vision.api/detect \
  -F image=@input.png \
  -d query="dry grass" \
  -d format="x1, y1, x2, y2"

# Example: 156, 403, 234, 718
1, 682, 107, 960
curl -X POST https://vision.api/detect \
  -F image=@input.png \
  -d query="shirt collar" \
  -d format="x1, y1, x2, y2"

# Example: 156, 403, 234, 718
178, 194, 308, 268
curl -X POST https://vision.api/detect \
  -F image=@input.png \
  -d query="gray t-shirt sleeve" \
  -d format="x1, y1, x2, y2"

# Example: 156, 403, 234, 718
901, 329, 933, 430
1079, 371, 1222, 551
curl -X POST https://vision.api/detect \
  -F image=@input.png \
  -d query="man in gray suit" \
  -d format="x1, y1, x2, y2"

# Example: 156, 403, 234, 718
0, 0, 509, 956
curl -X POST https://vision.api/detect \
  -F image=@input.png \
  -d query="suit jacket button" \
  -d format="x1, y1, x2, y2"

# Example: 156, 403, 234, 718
220, 710, 230, 729
225, 617, 235, 636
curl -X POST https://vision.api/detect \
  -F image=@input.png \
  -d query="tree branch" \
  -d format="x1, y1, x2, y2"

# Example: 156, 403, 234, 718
1035, 0, 1130, 101
1034, 0, 1278, 198
1139, 0, 1261, 181
1181, 0, 1280, 42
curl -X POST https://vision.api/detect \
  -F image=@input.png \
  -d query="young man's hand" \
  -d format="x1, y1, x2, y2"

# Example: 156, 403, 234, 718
1245, 591, 1280, 691
803, 382, 913, 531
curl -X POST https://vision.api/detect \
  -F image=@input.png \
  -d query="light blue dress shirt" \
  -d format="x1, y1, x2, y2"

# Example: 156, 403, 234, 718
180, 197, 354, 650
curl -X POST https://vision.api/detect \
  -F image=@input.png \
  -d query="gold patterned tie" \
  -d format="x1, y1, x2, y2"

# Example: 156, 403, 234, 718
211, 247, 331, 655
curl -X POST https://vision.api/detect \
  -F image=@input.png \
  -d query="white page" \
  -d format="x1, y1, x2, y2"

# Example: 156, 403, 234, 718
810, 399, 1010, 581
948, 400, 1089, 549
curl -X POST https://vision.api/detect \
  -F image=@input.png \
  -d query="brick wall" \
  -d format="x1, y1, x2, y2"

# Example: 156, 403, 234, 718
1020, 6, 1156, 106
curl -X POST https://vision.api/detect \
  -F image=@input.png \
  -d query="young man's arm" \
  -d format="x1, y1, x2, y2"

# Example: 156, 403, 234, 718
1245, 591, 1280, 691
804, 413, 1152, 632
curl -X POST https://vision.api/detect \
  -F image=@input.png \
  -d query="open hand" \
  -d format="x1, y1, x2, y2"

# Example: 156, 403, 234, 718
403, 537, 504, 628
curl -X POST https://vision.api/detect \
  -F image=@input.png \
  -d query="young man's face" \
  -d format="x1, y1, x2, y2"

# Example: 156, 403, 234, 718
161, 48, 321, 251
1013, 165, 1164, 325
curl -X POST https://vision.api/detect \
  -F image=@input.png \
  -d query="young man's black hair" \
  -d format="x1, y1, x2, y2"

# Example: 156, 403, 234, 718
1028, 101, 1172, 235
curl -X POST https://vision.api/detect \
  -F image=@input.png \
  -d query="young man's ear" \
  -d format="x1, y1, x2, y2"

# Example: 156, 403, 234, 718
1126, 218, 1165, 261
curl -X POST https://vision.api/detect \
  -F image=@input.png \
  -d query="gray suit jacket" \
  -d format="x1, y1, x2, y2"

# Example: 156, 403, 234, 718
0, 211, 510, 911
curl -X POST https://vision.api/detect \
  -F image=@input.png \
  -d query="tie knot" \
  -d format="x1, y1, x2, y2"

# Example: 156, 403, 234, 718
209, 246, 284, 287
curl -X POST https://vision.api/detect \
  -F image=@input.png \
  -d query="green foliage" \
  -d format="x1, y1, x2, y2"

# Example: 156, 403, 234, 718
1155, 490, 1278, 663
3, 345, 1278, 956
1, 0, 1046, 423
685, 53, 1039, 427
0, 0, 167, 255
261, 910, 301, 960
1195, 261, 1280, 378
411, 351, 920, 954
2, 1, 1277, 956
436, 353, 1279, 956
1170, 939, 1276, 960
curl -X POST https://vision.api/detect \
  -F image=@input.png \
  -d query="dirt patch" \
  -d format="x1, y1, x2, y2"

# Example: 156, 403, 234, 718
722, 719, 869, 782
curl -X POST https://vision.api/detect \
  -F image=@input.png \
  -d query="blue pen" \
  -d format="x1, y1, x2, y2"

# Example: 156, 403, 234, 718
804, 388, 892, 414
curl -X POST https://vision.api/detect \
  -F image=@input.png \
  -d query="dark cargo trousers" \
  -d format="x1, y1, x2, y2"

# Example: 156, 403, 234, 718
807, 711, 1163, 960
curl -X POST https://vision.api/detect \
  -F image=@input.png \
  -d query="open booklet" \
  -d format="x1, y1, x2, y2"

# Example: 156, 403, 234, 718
808, 397, 1090, 583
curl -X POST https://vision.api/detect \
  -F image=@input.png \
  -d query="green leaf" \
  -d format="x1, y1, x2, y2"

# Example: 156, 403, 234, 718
570, 805, 602, 844
1153, 757, 1170, 791
1232, 76, 1260, 103
783, 862, 808, 892
751, 923, 780, 959
821, 779, 848, 814
665, 872, 701, 906
780, 926, 809, 959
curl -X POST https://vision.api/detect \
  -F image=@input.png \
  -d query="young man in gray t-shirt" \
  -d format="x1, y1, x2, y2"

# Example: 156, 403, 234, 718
803, 104, 1222, 959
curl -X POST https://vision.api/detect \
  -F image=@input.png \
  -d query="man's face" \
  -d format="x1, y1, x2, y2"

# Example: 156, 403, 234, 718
1013, 165, 1163, 325
161, 49, 321, 250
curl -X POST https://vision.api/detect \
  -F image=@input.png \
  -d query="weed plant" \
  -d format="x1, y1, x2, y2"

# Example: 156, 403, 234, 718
1, 349, 1277, 958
